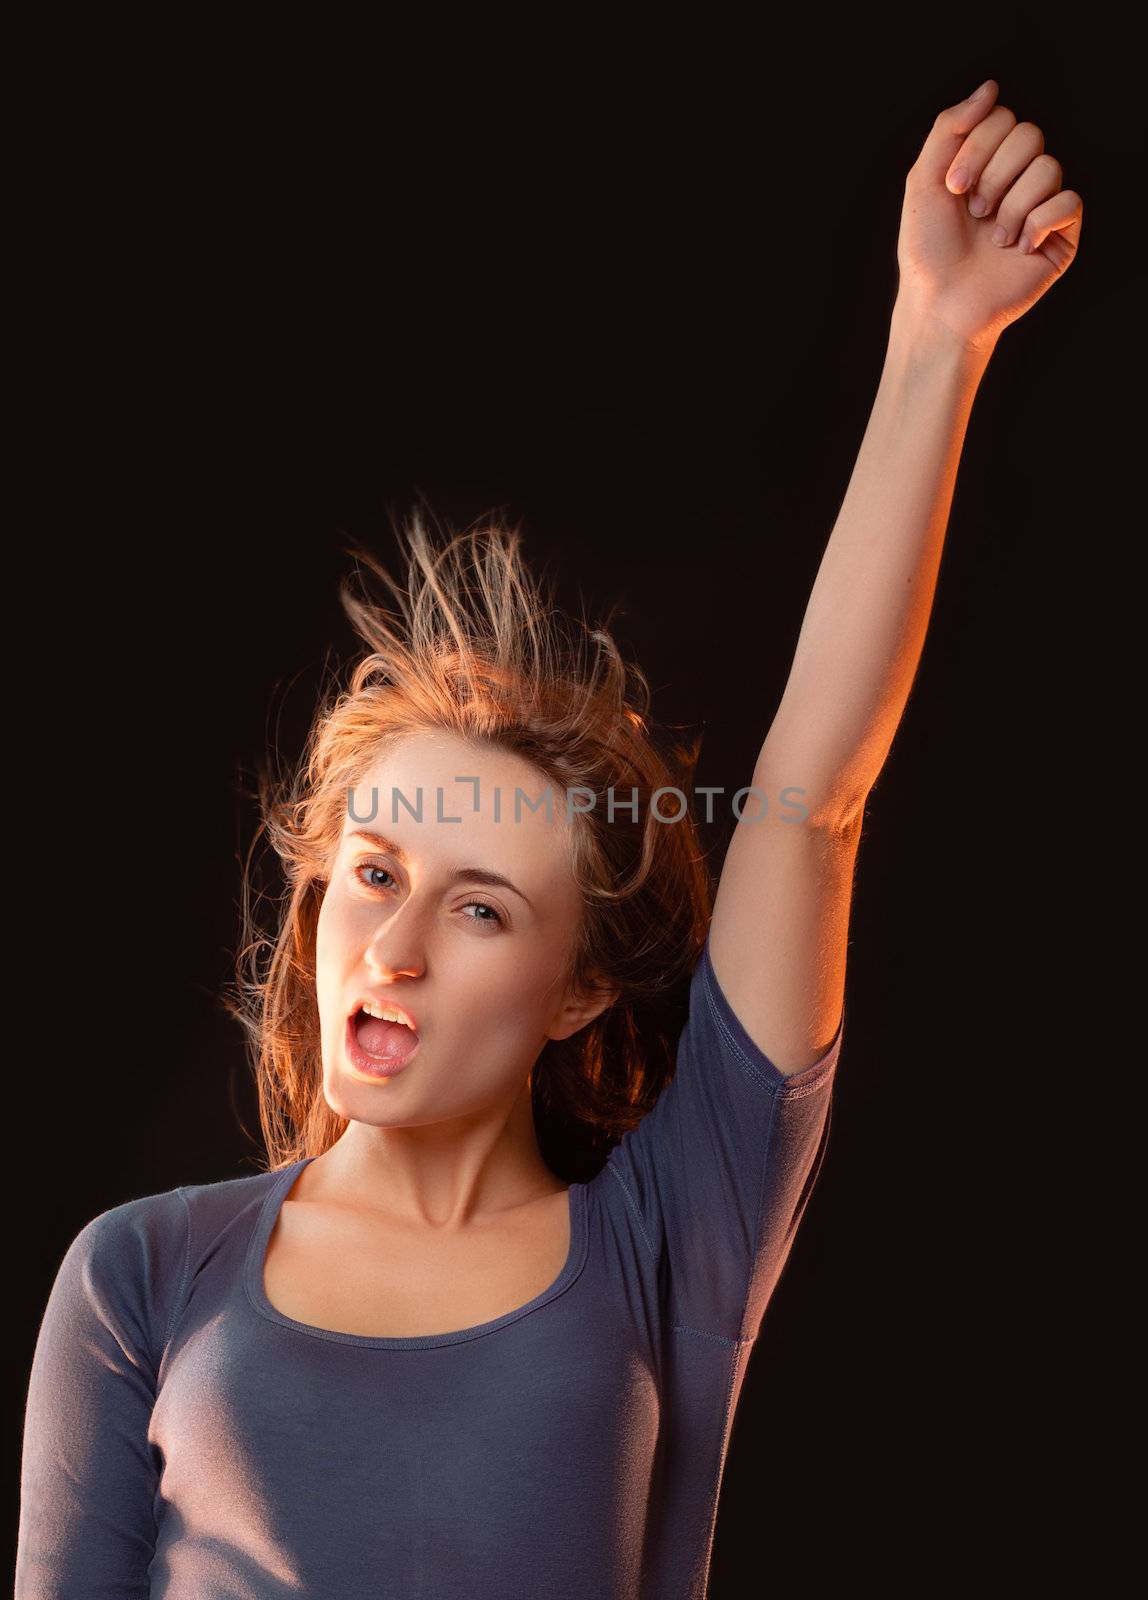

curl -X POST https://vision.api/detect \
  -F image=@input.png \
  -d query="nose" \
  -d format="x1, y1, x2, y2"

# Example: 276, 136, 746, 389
365, 916, 426, 982
368, 951, 424, 980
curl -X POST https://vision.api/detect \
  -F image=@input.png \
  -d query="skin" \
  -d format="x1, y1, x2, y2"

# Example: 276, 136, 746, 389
711, 78, 1083, 1074
896, 77, 1082, 354
301, 728, 615, 1231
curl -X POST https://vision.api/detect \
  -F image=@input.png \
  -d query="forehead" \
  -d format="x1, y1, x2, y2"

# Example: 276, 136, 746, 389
344, 730, 575, 884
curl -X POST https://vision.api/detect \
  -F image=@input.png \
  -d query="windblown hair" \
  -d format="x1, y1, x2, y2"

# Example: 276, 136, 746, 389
224, 508, 715, 1183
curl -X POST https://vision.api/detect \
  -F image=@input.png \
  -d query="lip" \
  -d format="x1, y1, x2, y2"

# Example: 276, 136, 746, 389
344, 1012, 420, 1080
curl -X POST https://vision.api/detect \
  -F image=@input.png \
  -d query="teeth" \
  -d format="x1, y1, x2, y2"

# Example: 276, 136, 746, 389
360, 1002, 412, 1028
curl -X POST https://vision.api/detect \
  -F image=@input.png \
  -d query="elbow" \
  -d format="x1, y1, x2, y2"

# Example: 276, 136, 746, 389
752, 757, 870, 837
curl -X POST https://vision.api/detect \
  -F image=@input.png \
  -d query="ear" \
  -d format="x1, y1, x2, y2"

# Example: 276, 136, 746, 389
546, 971, 619, 1042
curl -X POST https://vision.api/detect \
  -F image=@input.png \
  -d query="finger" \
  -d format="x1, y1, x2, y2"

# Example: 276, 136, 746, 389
1015, 190, 1084, 268
988, 155, 1065, 247
966, 121, 1045, 218
943, 105, 1019, 195
909, 79, 1002, 189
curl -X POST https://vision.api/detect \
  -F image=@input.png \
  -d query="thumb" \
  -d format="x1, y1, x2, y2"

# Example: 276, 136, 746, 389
912, 79, 1000, 189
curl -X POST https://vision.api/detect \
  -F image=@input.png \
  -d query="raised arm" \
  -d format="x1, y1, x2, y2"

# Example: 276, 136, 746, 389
709, 78, 1083, 1076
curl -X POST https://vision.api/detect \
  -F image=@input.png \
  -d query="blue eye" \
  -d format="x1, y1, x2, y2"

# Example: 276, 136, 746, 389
352, 863, 505, 929
460, 902, 503, 926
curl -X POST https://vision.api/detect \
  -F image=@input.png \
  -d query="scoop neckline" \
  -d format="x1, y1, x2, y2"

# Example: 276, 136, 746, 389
244, 1155, 589, 1350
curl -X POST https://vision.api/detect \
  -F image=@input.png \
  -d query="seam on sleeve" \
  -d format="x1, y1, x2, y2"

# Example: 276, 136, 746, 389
700, 947, 841, 1102
669, 1323, 753, 1349
701, 973, 783, 1095
703, 1339, 744, 1567
606, 1163, 659, 1265
739, 1087, 781, 1343
161, 1188, 193, 1364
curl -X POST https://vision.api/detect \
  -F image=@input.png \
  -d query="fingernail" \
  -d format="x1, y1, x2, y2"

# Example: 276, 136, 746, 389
969, 194, 988, 217
948, 165, 970, 193
1017, 235, 1032, 254
991, 224, 1008, 246
967, 80, 991, 101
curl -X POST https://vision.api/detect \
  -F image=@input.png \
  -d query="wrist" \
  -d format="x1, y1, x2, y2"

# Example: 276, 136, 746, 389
888, 293, 998, 372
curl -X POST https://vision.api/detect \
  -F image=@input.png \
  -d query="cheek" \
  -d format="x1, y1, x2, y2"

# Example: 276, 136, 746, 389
314, 893, 335, 966
314, 891, 358, 988
453, 943, 565, 1035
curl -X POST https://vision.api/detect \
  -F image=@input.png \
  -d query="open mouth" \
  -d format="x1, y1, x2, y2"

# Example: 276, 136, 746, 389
345, 1006, 421, 1076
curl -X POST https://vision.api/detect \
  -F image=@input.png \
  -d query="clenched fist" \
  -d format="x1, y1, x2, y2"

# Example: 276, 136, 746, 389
896, 79, 1083, 354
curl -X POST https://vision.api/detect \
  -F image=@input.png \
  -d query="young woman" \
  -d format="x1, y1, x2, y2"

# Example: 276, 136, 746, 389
17, 79, 1081, 1599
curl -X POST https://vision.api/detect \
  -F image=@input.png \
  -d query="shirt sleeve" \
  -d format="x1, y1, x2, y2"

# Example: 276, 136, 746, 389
16, 1187, 191, 1598
602, 928, 843, 1343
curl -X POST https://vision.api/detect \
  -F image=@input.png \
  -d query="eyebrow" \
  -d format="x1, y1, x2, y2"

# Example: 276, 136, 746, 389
346, 830, 535, 910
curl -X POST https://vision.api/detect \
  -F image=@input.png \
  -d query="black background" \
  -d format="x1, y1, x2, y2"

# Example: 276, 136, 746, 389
11, 16, 1132, 1594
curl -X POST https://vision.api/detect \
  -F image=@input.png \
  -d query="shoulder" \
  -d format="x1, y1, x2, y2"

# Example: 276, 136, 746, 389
44, 1186, 192, 1373
176, 1164, 292, 1259
58, 1168, 283, 1351
69, 1184, 189, 1273
177, 1164, 289, 1222
73, 1166, 280, 1255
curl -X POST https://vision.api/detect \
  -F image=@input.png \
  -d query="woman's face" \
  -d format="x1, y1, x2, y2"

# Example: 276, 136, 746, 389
314, 729, 604, 1128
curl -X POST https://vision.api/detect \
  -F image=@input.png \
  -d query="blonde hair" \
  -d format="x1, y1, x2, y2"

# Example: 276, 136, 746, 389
224, 508, 714, 1182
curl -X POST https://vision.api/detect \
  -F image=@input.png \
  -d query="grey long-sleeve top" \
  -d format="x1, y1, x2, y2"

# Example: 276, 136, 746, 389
17, 930, 842, 1598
